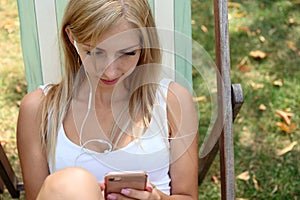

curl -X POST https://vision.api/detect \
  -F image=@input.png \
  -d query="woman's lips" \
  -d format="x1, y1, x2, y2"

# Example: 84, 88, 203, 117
100, 77, 120, 85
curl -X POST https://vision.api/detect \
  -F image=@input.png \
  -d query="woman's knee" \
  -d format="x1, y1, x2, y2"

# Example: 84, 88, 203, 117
37, 167, 102, 200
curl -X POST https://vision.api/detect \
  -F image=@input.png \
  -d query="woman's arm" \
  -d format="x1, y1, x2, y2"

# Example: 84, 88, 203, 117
166, 82, 199, 200
17, 89, 50, 200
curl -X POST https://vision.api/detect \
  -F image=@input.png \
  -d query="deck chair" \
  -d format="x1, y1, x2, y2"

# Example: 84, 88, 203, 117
0, 0, 243, 199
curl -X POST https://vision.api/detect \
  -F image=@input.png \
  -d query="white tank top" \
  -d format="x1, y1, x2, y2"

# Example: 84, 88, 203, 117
42, 79, 172, 195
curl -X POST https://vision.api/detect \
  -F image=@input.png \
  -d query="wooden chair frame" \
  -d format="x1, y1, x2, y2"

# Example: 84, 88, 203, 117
198, 1, 244, 199
0, 0, 244, 199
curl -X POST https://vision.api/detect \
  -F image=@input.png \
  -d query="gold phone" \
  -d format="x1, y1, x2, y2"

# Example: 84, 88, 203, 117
104, 171, 147, 197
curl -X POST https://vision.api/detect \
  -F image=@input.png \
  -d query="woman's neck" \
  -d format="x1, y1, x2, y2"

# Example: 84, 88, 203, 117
95, 82, 129, 108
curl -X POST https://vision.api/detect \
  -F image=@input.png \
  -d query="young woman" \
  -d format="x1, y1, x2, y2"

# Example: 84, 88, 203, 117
17, 0, 198, 199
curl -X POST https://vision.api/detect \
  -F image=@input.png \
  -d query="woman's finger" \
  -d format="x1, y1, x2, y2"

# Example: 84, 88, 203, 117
99, 182, 105, 191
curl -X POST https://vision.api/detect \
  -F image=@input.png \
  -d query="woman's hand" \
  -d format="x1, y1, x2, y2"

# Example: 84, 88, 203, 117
106, 182, 161, 200
99, 182, 105, 191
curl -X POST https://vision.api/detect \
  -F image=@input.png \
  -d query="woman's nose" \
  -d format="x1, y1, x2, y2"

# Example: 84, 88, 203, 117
102, 61, 119, 79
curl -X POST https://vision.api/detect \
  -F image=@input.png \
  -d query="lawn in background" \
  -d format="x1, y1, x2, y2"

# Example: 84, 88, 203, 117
192, 0, 300, 199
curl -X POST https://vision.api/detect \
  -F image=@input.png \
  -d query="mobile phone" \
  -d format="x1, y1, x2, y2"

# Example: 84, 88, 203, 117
104, 171, 147, 197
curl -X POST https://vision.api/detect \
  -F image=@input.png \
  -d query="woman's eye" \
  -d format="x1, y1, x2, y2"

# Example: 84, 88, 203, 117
86, 51, 103, 56
123, 51, 137, 56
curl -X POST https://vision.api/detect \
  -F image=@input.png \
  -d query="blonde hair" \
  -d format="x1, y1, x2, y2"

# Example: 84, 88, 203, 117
41, 0, 162, 161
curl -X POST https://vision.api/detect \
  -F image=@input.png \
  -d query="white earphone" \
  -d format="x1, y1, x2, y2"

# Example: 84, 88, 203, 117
74, 40, 79, 52
74, 39, 113, 153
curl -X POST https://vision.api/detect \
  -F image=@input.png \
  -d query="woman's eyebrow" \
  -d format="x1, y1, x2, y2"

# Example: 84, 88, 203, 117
118, 44, 141, 52
82, 44, 141, 52
81, 44, 97, 50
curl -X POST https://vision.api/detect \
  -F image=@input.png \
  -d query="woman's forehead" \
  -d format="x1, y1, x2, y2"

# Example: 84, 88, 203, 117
94, 19, 140, 50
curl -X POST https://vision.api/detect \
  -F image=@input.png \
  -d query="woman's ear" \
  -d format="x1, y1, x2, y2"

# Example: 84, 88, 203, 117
65, 26, 74, 45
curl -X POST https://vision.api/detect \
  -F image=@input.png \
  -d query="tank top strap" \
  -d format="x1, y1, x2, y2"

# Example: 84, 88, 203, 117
156, 78, 173, 106
39, 83, 52, 95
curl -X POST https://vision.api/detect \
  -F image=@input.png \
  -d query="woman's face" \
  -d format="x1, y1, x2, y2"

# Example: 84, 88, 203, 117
75, 19, 141, 87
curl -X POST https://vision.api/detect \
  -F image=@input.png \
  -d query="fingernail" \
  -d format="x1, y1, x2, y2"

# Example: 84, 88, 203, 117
146, 185, 153, 192
107, 194, 117, 200
121, 188, 130, 195
99, 182, 105, 190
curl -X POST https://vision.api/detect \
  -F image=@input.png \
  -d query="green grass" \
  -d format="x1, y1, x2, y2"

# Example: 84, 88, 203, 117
0, 0, 300, 199
0, 0, 26, 199
192, 0, 300, 199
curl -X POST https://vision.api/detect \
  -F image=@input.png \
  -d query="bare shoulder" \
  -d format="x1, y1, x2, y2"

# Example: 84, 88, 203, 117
19, 89, 44, 113
167, 81, 194, 106
18, 88, 45, 126
166, 82, 198, 132
17, 88, 45, 152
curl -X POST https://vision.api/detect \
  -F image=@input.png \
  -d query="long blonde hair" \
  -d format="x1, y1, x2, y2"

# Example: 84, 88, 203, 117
41, 0, 162, 161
